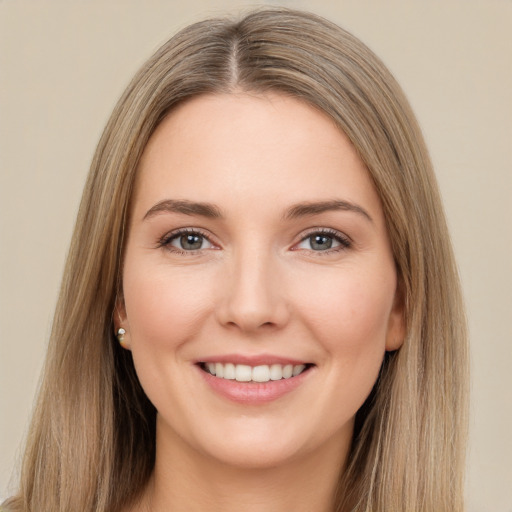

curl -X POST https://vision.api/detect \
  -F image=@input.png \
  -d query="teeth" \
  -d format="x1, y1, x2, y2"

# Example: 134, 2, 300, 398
203, 362, 308, 382
252, 365, 270, 382
282, 364, 293, 379
223, 362, 236, 380
235, 364, 252, 382
269, 364, 282, 380
292, 364, 305, 376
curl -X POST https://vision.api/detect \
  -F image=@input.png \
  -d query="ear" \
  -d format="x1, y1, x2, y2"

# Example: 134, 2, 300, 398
114, 294, 132, 351
385, 277, 406, 352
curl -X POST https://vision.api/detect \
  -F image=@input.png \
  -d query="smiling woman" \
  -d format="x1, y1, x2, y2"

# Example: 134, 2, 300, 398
118, 93, 404, 485
2, 7, 468, 512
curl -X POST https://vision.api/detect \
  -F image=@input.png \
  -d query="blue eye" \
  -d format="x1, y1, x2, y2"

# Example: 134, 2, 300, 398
309, 234, 336, 251
161, 230, 214, 252
296, 231, 350, 252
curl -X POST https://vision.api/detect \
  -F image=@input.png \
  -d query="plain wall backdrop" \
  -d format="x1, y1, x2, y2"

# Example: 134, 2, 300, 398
1, 0, 511, 510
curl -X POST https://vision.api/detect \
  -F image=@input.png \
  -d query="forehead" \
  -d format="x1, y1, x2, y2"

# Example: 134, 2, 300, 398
133, 92, 383, 224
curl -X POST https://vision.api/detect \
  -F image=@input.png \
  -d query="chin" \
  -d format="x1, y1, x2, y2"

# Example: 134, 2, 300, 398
157, 412, 317, 471
200, 437, 307, 470
180, 413, 351, 472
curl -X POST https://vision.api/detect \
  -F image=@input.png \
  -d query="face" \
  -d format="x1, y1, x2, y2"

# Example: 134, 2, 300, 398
118, 93, 404, 470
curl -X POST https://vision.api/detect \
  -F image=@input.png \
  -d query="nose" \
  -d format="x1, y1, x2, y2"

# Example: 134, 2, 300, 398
215, 248, 290, 333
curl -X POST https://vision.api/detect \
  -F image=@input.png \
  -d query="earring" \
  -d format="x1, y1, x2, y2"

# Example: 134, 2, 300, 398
117, 327, 127, 348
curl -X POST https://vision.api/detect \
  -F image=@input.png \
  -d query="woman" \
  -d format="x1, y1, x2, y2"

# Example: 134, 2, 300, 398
3, 7, 468, 512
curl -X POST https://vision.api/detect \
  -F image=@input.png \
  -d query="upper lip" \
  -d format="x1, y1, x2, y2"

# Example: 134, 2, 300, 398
196, 353, 312, 366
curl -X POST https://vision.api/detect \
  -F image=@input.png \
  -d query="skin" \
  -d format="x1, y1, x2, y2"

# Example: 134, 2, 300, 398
117, 92, 404, 512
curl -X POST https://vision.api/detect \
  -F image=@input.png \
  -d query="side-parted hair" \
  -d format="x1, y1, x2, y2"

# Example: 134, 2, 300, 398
4, 8, 468, 512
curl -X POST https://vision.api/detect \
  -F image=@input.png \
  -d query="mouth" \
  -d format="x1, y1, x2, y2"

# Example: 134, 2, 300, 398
198, 362, 314, 383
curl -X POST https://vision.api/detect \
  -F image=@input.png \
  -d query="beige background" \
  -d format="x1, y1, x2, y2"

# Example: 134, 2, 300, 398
1, 0, 511, 510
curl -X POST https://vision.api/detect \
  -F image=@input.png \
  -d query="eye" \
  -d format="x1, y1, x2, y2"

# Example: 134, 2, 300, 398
294, 230, 351, 252
172, 233, 211, 251
159, 229, 214, 252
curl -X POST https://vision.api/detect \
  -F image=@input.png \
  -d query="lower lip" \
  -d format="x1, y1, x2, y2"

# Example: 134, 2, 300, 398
197, 366, 312, 404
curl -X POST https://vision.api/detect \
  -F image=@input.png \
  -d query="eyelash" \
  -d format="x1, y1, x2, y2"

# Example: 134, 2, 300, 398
157, 228, 215, 254
294, 228, 352, 255
157, 227, 352, 255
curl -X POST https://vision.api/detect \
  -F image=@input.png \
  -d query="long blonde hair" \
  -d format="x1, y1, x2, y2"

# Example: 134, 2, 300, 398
4, 8, 468, 512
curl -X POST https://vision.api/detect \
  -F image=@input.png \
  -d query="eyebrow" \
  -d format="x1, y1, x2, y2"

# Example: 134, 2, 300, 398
283, 200, 373, 222
143, 199, 223, 220
143, 198, 372, 223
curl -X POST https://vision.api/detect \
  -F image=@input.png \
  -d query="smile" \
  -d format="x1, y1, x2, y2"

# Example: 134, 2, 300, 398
200, 362, 310, 383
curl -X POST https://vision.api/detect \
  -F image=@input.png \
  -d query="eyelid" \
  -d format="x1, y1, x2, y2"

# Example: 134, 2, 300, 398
156, 226, 351, 254
291, 227, 352, 252
157, 227, 219, 252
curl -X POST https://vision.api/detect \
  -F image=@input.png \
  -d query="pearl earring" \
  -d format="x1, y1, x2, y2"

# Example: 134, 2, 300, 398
117, 327, 127, 347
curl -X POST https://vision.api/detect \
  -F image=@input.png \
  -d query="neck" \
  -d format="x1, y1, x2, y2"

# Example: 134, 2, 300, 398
135, 420, 351, 512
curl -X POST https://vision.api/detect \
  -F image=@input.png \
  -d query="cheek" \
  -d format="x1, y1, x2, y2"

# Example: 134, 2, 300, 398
121, 265, 216, 412
123, 265, 214, 351
296, 266, 396, 356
